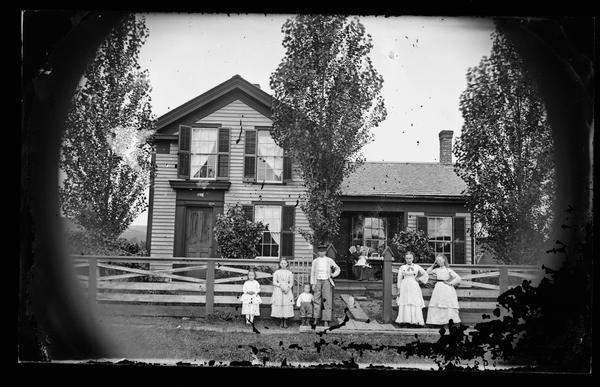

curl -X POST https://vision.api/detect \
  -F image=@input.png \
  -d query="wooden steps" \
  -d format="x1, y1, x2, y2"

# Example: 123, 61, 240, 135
339, 294, 370, 322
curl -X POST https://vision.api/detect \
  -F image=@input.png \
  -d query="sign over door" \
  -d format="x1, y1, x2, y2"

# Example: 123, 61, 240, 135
184, 207, 213, 257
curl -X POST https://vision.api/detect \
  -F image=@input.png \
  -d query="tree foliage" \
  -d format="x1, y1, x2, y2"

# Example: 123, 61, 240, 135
454, 31, 555, 264
390, 230, 435, 263
269, 15, 387, 246
214, 203, 266, 259
59, 14, 154, 239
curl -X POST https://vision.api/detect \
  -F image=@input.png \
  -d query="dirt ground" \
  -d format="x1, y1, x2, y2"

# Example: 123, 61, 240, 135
92, 314, 442, 366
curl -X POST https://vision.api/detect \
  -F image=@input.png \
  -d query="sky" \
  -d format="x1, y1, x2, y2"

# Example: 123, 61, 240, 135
129, 14, 496, 226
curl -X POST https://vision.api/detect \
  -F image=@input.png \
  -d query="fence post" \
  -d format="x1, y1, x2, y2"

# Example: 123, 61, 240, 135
382, 247, 393, 324
499, 266, 509, 294
205, 261, 215, 316
88, 257, 97, 307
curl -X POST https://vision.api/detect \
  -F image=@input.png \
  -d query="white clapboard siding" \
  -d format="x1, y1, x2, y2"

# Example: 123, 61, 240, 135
150, 153, 177, 259
168, 99, 313, 259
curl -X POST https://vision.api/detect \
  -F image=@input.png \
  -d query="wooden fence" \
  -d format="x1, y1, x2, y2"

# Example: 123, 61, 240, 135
74, 247, 543, 324
381, 247, 543, 324
73, 255, 314, 317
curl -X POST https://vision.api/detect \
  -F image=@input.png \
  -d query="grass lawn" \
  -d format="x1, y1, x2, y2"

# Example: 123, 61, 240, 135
95, 315, 440, 366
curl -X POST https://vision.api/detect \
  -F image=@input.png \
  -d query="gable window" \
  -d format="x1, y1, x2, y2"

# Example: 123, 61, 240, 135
244, 128, 291, 183
177, 125, 229, 180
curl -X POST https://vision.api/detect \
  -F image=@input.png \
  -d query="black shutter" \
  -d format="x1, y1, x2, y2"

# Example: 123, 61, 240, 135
242, 205, 254, 221
453, 217, 466, 264
283, 150, 292, 182
217, 128, 230, 178
244, 130, 257, 180
417, 216, 428, 235
177, 125, 191, 179
281, 206, 295, 258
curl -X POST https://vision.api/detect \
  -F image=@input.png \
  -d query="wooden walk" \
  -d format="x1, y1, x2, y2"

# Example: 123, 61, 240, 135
339, 294, 370, 322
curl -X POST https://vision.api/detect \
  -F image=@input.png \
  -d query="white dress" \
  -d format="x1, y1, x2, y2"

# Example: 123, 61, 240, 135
270, 269, 295, 318
426, 267, 461, 324
395, 264, 428, 325
240, 280, 262, 316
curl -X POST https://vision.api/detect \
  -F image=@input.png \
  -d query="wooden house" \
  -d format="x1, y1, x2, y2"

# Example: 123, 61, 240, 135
146, 75, 475, 267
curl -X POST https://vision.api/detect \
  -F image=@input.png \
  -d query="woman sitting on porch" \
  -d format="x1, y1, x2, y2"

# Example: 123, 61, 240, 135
351, 245, 372, 281
426, 254, 462, 326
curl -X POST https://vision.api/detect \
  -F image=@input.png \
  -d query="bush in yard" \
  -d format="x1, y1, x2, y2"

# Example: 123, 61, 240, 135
214, 203, 266, 259
390, 229, 435, 263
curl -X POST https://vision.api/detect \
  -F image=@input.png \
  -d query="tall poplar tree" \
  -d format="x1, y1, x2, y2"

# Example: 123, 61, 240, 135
269, 15, 387, 246
454, 31, 555, 264
59, 14, 155, 239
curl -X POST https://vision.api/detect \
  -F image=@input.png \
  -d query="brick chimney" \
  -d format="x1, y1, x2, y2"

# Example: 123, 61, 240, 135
438, 130, 453, 165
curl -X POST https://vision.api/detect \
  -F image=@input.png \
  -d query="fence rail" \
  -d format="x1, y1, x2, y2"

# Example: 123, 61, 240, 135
73, 255, 314, 316
73, 248, 544, 325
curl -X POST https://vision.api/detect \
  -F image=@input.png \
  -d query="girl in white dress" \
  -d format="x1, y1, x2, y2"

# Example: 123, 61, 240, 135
395, 252, 429, 326
426, 254, 461, 325
240, 270, 262, 324
270, 258, 295, 328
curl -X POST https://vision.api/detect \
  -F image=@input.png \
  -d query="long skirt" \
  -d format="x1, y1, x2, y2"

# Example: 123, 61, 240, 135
270, 286, 295, 318
426, 282, 460, 324
395, 277, 425, 325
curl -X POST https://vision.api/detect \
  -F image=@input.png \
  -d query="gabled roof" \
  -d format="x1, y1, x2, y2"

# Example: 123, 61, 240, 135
341, 162, 467, 198
155, 74, 273, 133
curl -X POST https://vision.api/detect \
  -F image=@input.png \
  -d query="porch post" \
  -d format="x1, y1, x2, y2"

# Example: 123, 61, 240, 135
382, 247, 393, 323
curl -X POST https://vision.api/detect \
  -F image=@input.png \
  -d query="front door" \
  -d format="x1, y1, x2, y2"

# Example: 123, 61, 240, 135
184, 206, 214, 257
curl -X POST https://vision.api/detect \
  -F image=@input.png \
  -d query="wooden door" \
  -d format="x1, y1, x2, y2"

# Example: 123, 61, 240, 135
184, 207, 214, 257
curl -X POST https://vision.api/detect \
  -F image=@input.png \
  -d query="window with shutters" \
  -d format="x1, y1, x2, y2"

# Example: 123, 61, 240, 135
186, 127, 229, 180
255, 205, 282, 258
426, 217, 453, 263
244, 128, 291, 183
257, 130, 283, 182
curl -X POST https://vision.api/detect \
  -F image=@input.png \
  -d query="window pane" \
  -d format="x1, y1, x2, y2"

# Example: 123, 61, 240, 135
192, 128, 218, 154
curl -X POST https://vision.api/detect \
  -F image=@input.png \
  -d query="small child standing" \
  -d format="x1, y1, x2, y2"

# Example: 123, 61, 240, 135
240, 270, 262, 324
296, 283, 314, 326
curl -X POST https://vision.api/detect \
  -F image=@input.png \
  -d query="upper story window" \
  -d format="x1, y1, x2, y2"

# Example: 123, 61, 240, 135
177, 125, 230, 180
244, 128, 292, 183
257, 130, 284, 182
191, 128, 218, 179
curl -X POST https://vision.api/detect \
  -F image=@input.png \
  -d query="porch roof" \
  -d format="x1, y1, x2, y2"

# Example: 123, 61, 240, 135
340, 162, 467, 197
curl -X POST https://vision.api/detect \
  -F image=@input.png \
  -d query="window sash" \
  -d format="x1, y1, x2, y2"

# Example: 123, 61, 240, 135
427, 216, 453, 262
351, 215, 388, 254
255, 205, 282, 258
255, 130, 284, 182
190, 127, 229, 180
